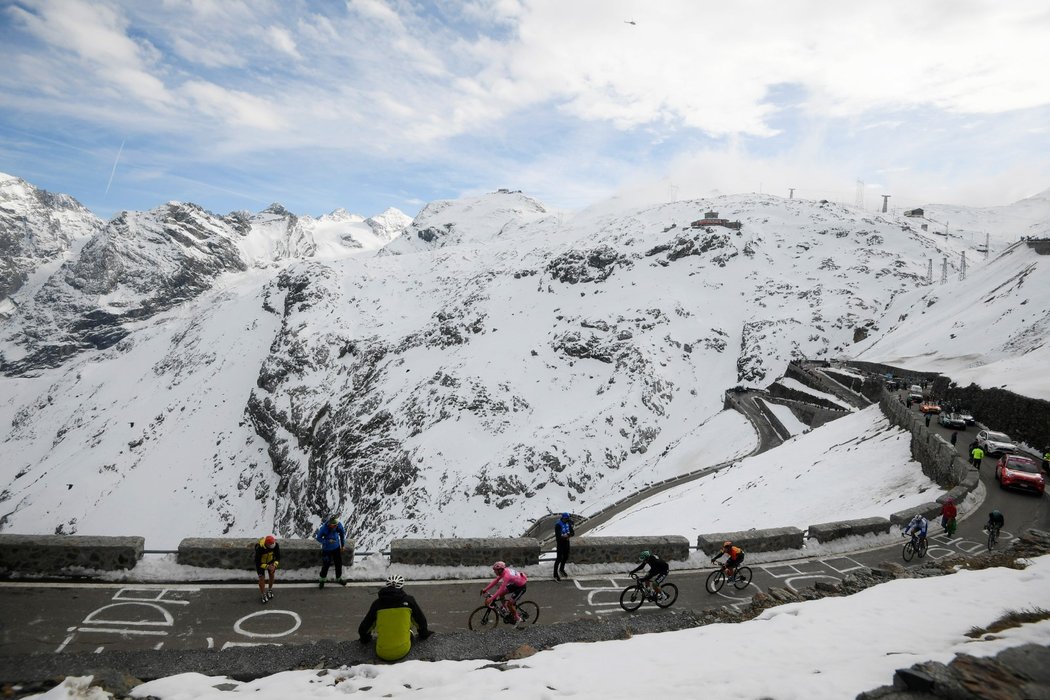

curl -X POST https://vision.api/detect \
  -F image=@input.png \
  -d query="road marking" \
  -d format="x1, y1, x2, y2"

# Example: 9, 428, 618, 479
233, 610, 302, 639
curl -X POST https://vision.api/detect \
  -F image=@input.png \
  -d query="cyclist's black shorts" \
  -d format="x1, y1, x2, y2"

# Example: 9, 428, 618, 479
505, 583, 526, 602
643, 571, 668, 585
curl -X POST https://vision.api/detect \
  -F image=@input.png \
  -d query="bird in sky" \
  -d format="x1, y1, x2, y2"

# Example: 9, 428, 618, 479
625, 20, 636, 25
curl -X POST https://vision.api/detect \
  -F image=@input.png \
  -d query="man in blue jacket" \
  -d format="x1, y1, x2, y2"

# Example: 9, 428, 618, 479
315, 515, 347, 588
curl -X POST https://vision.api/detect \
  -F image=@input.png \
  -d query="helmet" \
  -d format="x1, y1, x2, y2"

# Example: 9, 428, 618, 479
492, 561, 506, 573
561, 512, 571, 520
327, 515, 339, 524
386, 574, 405, 589
638, 550, 651, 561
723, 541, 733, 549
264, 535, 276, 548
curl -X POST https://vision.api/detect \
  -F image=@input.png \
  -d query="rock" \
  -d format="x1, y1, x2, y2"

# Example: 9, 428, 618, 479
503, 644, 538, 660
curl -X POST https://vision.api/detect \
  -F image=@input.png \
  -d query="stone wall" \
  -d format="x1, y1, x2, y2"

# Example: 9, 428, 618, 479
767, 381, 847, 412
570, 536, 690, 563
0, 534, 143, 572
177, 538, 336, 570
941, 383, 1050, 455
389, 537, 540, 567
762, 390, 849, 429
890, 502, 944, 526
808, 517, 892, 543
697, 527, 805, 556
879, 389, 971, 487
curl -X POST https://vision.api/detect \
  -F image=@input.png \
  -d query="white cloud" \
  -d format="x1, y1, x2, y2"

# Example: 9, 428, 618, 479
266, 26, 301, 60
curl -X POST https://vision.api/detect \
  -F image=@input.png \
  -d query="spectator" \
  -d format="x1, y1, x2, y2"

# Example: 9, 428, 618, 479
358, 575, 431, 662
925, 413, 931, 427
315, 515, 347, 588
254, 535, 280, 604
1043, 447, 1049, 474
553, 512, 574, 581
940, 497, 958, 535
950, 431, 958, 447
971, 445, 985, 471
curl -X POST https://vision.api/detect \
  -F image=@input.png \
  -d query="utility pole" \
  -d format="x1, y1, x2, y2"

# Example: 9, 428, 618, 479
788, 188, 795, 199
959, 252, 967, 281
926, 259, 933, 284
940, 257, 948, 284
881, 195, 890, 213
855, 179, 865, 208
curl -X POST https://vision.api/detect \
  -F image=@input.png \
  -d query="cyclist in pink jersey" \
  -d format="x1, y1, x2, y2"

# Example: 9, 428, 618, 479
481, 561, 528, 625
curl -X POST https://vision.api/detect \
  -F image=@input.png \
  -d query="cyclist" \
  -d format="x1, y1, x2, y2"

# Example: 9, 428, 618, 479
629, 550, 669, 598
481, 561, 528, 628
986, 509, 1005, 532
711, 541, 745, 581
358, 574, 431, 662
902, 514, 929, 546
253, 534, 280, 604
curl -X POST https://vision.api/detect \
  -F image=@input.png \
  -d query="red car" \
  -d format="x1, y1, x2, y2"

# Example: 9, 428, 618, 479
919, 402, 942, 414
995, 454, 1046, 496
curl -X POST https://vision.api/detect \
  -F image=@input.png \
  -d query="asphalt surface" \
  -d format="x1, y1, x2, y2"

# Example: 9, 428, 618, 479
0, 393, 1046, 687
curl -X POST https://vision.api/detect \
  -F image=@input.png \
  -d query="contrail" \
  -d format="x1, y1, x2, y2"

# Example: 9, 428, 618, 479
105, 139, 125, 195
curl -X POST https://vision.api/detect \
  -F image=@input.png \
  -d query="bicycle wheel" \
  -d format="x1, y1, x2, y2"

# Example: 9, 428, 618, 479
468, 605, 500, 631
516, 601, 540, 625
706, 569, 726, 593
620, 584, 644, 611
732, 567, 753, 590
917, 538, 928, 558
655, 582, 678, 608
902, 541, 915, 562
987, 528, 998, 551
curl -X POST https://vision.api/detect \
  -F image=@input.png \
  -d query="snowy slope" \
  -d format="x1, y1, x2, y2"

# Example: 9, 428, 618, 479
852, 240, 1050, 400
920, 187, 1050, 253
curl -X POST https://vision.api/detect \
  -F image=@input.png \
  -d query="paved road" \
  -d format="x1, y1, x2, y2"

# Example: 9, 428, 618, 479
1, 400, 1046, 658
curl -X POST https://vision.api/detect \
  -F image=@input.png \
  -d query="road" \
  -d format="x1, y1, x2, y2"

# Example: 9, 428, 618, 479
1, 400, 1046, 658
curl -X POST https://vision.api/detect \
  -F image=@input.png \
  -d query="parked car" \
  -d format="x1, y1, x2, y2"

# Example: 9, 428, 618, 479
938, 412, 966, 429
995, 454, 1045, 495
919, 401, 942, 414
956, 408, 975, 426
977, 429, 1017, 456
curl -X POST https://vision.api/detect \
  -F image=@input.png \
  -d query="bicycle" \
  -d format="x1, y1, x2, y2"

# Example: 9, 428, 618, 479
901, 532, 928, 562
705, 561, 753, 594
468, 595, 540, 631
986, 524, 1001, 551
619, 572, 679, 611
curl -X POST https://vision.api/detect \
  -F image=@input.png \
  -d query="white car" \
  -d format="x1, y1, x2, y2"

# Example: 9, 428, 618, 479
976, 429, 1017, 456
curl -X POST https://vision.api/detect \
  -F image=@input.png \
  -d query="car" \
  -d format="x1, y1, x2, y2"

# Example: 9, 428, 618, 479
956, 409, 975, 426
919, 401, 942, 414
938, 412, 966, 430
906, 392, 923, 406
976, 429, 1017, 456
995, 454, 1045, 495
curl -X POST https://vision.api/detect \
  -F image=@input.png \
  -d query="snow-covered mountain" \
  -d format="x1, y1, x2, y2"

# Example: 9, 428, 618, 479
0, 172, 103, 315
1, 178, 1046, 549
915, 187, 1050, 253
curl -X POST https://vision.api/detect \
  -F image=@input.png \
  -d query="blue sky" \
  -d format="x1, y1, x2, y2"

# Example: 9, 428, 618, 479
2, 0, 1049, 220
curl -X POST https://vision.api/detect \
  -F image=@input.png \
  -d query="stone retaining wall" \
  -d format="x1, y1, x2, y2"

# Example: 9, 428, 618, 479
807, 517, 892, 543
176, 538, 337, 570
697, 527, 804, 556
0, 534, 143, 572
879, 389, 969, 487
389, 537, 540, 566
570, 536, 690, 563
890, 502, 944, 526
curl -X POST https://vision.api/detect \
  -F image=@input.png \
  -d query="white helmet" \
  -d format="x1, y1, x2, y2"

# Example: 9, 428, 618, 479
386, 574, 405, 589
